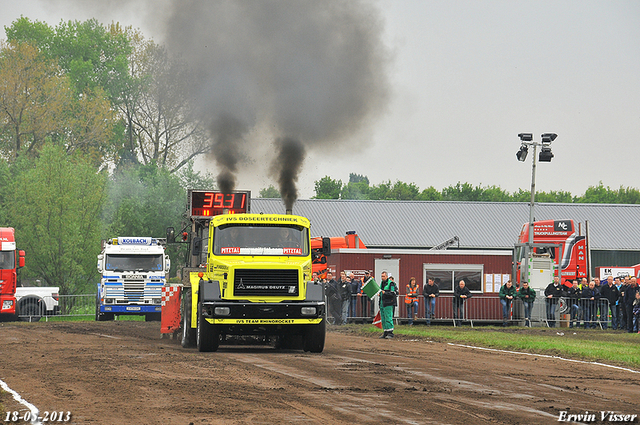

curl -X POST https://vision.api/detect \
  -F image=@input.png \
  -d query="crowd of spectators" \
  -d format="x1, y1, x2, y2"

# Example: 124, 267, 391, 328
316, 270, 640, 331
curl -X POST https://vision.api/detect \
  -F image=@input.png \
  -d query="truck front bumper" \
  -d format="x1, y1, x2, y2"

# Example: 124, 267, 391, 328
201, 301, 325, 326
100, 305, 162, 313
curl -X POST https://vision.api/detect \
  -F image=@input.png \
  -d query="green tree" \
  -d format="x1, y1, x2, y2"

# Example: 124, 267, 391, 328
341, 173, 370, 200
535, 190, 574, 203
368, 180, 393, 199
0, 40, 116, 164
178, 161, 215, 191
6, 17, 131, 103
417, 186, 442, 201
578, 182, 620, 204
616, 186, 640, 204
101, 163, 200, 276
5, 143, 106, 295
313, 176, 342, 199
259, 185, 281, 198
389, 181, 420, 200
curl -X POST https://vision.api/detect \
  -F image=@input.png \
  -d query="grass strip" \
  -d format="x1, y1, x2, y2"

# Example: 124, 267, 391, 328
354, 325, 640, 368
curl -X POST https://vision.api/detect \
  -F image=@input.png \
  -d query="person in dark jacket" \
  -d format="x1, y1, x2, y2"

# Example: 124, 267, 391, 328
600, 276, 620, 330
338, 271, 351, 325
453, 280, 472, 326
544, 277, 563, 327
324, 272, 342, 325
517, 281, 536, 327
423, 278, 439, 325
581, 280, 600, 329
499, 280, 517, 326
567, 280, 582, 328
348, 272, 362, 319
624, 277, 639, 333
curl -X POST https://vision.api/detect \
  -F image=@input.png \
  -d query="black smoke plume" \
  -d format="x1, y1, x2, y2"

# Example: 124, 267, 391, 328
208, 114, 248, 194
161, 0, 390, 206
52, 0, 391, 206
271, 138, 305, 210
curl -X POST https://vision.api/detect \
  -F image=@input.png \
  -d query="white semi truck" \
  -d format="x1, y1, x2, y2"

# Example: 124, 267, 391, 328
96, 237, 170, 321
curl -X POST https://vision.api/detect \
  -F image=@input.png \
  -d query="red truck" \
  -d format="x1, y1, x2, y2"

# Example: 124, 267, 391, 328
0, 228, 26, 316
514, 219, 587, 287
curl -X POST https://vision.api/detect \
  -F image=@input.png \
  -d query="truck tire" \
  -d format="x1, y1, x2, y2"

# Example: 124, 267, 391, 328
18, 298, 44, 322
181, 289, 196, 348
145, 313, 161, 322
95, 294, 114, 321
303, 319, 326, 353
197, 302, 219, 352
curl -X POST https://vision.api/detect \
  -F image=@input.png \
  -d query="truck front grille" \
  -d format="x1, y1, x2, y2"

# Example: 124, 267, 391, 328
233, 269, 299, 297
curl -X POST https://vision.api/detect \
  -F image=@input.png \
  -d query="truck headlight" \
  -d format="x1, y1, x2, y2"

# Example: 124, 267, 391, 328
2, 300, 13, 310
214, 307, 230, 316
301, 307, 316, 316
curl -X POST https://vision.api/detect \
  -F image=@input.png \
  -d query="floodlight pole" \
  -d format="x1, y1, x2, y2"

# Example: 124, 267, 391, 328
528, 142, 538, 257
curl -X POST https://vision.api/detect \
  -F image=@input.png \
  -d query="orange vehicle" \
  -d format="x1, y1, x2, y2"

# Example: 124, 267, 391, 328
311, 231, 366, 279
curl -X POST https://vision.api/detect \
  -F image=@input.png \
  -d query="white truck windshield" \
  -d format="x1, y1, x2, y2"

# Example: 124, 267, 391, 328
213, 224, 308, 256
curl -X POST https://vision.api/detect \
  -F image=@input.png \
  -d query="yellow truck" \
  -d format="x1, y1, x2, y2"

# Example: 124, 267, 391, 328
168, 190, 328, 353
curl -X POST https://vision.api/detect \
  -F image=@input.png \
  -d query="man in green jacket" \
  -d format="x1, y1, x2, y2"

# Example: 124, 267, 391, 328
499, 280, 517, 326
379, 271, 397, 339
517, 281, 537, 327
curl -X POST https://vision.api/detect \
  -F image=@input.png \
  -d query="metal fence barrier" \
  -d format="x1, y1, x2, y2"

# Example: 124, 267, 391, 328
340, 294, 617, 328
17, 294, 96, 322
19, 292, 619, 329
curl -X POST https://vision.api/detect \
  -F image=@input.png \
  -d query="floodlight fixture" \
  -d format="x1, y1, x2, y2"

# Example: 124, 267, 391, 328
516, 145, 529, 162
541, 133, 557, 144
518, 133, 533, 142
538, 147, 554, 162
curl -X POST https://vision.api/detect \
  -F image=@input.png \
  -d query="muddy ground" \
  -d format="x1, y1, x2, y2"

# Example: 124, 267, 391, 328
0, 321, 638, 425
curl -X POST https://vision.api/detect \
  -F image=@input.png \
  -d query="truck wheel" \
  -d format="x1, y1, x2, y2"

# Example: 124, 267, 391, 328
95, 295, 114, 321
145, 313, 161, 322
303, 319, 326, 353
197, 302, 219, 352
18, 299, 44, 322
181, 289, 196, 348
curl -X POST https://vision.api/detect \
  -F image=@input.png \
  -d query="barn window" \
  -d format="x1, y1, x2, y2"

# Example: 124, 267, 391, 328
423, 264, 483, 293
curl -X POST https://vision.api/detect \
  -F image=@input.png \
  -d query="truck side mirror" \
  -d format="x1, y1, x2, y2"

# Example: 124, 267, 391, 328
193, 237, 202, 254
18, 250, 25, 268
322, 237, 331, 256
166, 227, 175, 243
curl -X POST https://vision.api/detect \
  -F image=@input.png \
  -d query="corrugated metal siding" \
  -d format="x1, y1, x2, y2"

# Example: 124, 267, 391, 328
251, 198, 640, 251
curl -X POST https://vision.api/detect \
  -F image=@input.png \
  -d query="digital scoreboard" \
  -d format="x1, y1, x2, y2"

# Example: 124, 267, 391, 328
188, 190, 251, 218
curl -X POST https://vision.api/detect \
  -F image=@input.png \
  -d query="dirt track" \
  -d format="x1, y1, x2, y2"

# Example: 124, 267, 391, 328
0, 321, 638, 425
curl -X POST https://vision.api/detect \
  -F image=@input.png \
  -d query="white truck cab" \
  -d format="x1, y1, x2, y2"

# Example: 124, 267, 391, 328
96, 237, 170, 321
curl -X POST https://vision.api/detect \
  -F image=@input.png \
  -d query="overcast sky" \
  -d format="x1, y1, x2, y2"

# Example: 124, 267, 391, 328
2, 1, 639, 199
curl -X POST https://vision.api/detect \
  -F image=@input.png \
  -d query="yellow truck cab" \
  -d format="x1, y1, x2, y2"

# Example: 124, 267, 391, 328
181, 212, 327, 352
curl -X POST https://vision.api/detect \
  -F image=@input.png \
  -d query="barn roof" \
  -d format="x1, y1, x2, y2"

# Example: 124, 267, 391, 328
250, 198, 640, 251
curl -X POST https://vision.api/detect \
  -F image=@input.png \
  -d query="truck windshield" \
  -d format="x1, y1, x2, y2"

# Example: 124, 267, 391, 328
0, 251, 15, 269
213, 224, 309, 256
104, 254, 164, 272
